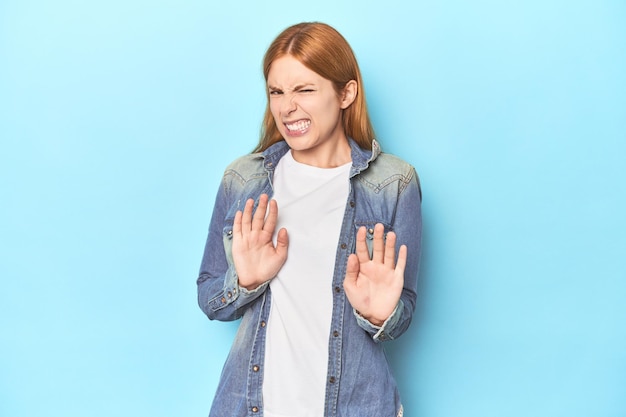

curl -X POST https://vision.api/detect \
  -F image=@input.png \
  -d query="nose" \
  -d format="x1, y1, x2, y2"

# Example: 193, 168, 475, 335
281, 93, 297, 114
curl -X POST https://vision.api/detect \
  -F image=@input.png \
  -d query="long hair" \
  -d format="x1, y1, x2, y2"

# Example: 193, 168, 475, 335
254, 22, 375, 152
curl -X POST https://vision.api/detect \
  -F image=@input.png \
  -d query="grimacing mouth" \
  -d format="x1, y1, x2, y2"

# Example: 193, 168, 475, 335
284, 119, 311, 132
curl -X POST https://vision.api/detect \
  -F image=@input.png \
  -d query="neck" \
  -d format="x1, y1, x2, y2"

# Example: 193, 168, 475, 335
291, 138, 351, 168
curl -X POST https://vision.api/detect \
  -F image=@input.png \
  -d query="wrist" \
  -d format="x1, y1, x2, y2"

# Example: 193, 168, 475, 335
356, 310, 385, 327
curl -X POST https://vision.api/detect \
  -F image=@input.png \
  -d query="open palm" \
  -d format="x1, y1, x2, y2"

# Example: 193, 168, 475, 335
343, 223, 407, 326
232, 194, 289, 290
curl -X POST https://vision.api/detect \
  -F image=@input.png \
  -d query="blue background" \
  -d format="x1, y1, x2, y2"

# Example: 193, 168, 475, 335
1, 1, 625, 416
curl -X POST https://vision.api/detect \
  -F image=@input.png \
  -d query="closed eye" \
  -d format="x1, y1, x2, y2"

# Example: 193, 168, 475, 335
269, 89, 283, 95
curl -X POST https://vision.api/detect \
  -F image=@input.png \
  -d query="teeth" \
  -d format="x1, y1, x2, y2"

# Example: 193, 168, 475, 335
285, 120, 311, 132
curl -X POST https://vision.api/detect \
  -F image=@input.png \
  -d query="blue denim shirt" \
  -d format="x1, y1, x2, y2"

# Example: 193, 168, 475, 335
197, 138, 422, 417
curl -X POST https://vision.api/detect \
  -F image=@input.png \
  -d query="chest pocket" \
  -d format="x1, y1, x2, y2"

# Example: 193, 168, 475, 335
221, 196, 259, 267
353, 221, 393, 259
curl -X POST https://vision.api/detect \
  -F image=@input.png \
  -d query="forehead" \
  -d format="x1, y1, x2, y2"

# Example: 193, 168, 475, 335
267, 55, 326, 86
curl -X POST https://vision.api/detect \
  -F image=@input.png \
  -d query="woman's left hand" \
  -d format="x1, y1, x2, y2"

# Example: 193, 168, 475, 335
343, 223, 407, 327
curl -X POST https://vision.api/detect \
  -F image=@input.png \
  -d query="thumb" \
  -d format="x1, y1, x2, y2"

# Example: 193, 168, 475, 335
275, 228, 289, 258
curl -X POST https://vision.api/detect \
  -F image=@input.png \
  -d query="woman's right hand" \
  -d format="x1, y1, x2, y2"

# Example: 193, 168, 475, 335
232, 194, 289, 290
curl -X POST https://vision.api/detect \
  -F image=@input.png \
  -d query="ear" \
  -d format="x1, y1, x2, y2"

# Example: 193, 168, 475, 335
340, 80, 357, 109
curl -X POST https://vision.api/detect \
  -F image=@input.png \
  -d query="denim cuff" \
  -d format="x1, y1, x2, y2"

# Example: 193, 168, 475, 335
209, 267, 269, 312
353, 300, 403, 342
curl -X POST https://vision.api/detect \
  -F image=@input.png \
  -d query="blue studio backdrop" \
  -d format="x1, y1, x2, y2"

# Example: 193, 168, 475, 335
1, 1, 625, 416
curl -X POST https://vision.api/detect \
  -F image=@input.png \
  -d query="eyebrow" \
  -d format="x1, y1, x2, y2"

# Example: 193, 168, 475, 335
267, 83, 315, 91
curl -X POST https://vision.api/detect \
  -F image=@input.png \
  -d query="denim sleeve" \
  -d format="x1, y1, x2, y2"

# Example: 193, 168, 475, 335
196, 179, 269, 322
355, 167, 422, 342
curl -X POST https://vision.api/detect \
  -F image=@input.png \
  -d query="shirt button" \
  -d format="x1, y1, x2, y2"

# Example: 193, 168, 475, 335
349, 201, 355, 207
260, 321, 266, 327
334, 286, 341, 293
368, 228, 374, 235
227, 291, 232, 298
333, 331, 339, 337
221, 297, 226, 303
329, 376, 336, 384
253, 365, 260, 372
252, 406, 259, 413
340, 243, 347, 249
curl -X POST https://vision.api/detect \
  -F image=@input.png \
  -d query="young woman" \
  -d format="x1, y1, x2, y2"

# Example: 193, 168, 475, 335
197, 22, 422, 417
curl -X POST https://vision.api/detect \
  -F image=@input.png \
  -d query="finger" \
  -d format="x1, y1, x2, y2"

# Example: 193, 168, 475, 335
371, 223, 385, 263
344, 253, 360, 289
384, 231, 397, 268
241, 198, 255, 231
395, 244, 408, 275
232, 210, 243, 236
263, 199, 279, 233
251, 194, 268, 230
354, 226, 370, 262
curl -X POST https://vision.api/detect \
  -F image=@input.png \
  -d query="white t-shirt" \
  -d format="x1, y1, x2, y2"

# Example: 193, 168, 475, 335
262, 150, 351, 417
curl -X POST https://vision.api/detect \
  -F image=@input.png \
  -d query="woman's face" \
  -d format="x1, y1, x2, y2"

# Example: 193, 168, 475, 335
267, 55, 356, 167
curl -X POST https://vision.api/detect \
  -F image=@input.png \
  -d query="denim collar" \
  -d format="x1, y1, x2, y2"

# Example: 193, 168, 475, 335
261, 138, 380, 178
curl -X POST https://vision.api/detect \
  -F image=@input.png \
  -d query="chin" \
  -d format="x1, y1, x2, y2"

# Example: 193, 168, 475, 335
282, 136, 313, 150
